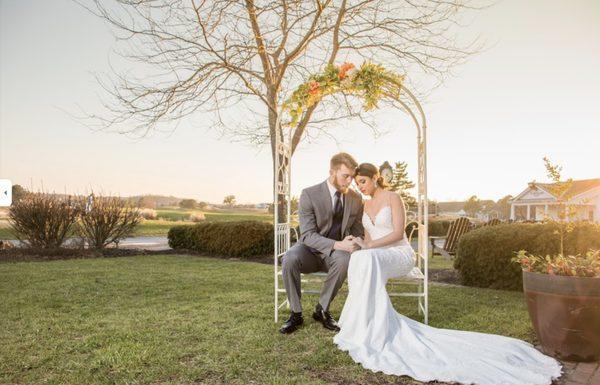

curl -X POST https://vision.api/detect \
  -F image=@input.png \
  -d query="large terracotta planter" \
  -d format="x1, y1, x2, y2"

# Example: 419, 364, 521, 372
522, 270, 600, 361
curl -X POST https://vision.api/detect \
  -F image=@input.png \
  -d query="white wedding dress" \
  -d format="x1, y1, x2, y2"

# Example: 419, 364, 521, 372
333, 206, 562, 385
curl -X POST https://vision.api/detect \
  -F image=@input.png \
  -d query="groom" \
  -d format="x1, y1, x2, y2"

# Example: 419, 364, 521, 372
279, 152, 364, 334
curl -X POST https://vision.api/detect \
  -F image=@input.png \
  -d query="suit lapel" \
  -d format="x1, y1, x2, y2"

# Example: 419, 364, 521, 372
341, 192, 353, 235
320, 181, 333, 231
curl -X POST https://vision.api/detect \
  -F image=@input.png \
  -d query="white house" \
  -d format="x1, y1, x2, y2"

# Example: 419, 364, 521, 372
510, 178, 600, 222
436, 202, 467, 217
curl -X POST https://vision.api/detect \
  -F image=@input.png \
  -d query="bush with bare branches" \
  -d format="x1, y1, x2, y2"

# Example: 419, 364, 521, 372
76, 195, 140, 249
9, 193, 80, 248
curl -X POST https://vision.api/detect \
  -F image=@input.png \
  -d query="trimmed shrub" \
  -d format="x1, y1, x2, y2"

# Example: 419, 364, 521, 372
167, 225, 190, 250
405, 219, 451, 238
429, 219, 452, 236
454, 222, 600, 291
168, 221, 273, 258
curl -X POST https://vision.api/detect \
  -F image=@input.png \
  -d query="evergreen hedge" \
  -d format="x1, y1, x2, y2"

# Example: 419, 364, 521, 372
454, 222, 600, 291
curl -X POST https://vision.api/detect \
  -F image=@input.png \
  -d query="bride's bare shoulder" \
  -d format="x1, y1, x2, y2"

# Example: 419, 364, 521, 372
383, 190, 400, 200
384, 191, 404, 206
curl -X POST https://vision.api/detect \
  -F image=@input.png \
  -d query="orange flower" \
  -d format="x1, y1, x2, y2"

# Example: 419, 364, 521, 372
338, 62, 355, 79
547, 265, 555, 275
308, 81, 320, 95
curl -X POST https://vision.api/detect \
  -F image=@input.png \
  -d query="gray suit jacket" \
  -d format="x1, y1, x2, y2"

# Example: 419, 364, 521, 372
298, 180, 364, 256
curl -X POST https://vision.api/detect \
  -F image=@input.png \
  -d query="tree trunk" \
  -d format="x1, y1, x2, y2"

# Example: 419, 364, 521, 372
268, 94, 289, 224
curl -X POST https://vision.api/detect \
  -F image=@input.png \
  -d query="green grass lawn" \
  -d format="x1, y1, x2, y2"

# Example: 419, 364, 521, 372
154, 208, 198, 221
203, 212, 271, 222
132, 219, 195, 236
0, 255, 533, 385
0, 226, 13, 240
134, 210, 272, 237
155, 208, 271, 223
426, 255, 454, 270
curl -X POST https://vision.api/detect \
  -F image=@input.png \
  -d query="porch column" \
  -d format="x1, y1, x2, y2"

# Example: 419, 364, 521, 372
544, 204, 548, 219
526, 204, 531, 220
510, 204, 516, 220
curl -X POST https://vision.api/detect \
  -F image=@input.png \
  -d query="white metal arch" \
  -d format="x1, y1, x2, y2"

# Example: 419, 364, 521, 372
273, 82, 429, 324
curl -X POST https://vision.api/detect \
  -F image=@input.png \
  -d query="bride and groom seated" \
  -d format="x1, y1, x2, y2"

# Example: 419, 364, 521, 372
278, 152, 562, 385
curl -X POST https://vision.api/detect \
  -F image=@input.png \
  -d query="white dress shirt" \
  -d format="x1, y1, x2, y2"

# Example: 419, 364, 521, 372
326, 179, 344, 210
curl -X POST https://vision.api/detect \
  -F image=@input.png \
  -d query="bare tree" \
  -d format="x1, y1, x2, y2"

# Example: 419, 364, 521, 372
77, 0, 485, 209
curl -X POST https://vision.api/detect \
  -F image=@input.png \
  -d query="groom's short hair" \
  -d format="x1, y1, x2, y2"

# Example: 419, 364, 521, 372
330, 152, 358, 171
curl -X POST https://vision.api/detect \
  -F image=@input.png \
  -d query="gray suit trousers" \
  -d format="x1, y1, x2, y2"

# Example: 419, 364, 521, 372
281, 242, 350, 313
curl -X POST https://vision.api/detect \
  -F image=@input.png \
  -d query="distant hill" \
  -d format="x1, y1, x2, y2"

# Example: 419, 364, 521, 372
15, 191, 195, 208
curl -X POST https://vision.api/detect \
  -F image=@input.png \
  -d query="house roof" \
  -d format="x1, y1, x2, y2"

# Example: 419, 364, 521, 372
437, 201, 465, 212
532, 178, 600, 199
436, 200, 496, 212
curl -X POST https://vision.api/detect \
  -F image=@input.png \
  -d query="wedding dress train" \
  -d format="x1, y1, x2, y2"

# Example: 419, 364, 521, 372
333, 206, 562, 385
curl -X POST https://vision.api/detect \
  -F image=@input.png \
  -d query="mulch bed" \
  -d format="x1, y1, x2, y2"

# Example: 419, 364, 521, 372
0, 247, 179, 263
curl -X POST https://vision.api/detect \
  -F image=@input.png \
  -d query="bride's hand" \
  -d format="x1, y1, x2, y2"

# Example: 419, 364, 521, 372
353, 237, 368, 249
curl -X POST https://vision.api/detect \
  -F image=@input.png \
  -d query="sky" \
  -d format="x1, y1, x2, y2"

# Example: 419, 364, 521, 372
1, 0, 599, 204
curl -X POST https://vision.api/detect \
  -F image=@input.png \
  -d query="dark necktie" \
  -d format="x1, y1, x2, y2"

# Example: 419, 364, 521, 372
327, 191, 344, 241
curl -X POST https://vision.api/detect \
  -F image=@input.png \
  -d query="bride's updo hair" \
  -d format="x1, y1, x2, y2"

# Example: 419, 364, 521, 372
354, 163, 389, 189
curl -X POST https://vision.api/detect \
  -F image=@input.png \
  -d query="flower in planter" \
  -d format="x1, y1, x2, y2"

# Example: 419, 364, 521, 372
512, 249, 600, 277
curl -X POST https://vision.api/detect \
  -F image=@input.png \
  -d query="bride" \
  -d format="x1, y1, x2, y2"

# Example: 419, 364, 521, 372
333, 163, 562, 385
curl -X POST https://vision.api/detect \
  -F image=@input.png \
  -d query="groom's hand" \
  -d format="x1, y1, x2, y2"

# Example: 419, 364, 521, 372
334, 236, 359, 253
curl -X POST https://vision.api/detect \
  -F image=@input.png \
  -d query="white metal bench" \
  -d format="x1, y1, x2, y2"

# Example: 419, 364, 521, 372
274, 218, 428, 324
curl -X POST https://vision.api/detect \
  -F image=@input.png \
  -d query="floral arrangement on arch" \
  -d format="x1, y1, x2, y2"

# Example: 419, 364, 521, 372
282, 62, 405, 127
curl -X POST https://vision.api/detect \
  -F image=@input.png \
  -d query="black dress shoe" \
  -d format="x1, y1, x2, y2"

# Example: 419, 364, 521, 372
312, 304, 340, 332
279, 312, 303, 334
